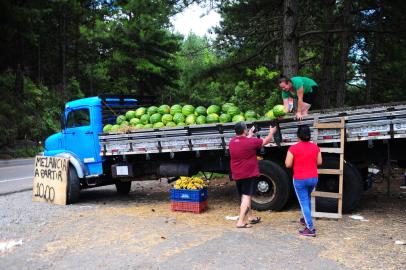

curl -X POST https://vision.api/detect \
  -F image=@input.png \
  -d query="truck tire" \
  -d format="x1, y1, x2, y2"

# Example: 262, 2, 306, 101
251, 160, 291, 211
115, 181, 132, 194
316, 158, 363, 213
67, 165, 80, 204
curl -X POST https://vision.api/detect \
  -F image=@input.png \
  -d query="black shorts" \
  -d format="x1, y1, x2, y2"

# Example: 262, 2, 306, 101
303, 86, 318, 105
236, 177, 257, 196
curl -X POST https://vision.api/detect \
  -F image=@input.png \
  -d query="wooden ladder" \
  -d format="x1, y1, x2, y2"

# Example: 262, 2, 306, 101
311, 117, 345, 219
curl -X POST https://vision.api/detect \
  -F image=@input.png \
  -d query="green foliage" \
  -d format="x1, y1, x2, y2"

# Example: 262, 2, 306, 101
2, 0, 406, 152
230, 67, 280, 113
104, 0, 181, 97
0, 73, 64, 150
176, 33, 221, 104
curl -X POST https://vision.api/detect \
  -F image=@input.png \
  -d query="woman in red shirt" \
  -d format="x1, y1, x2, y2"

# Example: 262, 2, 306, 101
285, 125, 322, 237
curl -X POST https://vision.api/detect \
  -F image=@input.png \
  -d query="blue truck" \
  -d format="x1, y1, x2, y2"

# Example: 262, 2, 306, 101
44, 95, 406, 211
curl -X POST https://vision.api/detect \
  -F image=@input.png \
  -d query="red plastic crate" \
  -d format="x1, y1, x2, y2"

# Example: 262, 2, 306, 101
170, 200, 208, 213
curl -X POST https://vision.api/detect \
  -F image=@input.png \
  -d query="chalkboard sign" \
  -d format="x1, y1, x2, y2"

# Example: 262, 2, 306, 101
32, 156, 69, 205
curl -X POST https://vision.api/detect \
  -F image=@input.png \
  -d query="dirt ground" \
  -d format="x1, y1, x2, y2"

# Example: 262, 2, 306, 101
125, 176, 406, 270
1, 173, 405, 269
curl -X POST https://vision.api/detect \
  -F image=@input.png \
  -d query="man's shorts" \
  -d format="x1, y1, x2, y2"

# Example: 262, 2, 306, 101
303, 86, 318, 105
236, 177, 257, 196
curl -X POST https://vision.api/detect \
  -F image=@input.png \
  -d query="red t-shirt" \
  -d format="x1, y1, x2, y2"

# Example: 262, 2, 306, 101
229, 136, 263, 180
288, 141, 320, 180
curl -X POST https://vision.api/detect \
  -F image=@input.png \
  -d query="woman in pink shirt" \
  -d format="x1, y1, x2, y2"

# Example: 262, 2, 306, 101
285, 125, 322, 237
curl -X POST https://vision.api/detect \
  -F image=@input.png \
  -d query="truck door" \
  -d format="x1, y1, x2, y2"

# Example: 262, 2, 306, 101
64, 107, 98, 172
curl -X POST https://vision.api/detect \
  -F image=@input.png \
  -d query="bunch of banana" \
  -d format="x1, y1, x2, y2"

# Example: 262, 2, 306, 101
174, 176, 207, 190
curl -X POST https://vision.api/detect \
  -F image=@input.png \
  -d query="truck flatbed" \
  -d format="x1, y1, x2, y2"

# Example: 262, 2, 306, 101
99, 103, 406, 156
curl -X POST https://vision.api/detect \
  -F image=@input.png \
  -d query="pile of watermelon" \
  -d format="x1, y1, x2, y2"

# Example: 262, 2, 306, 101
103, 103, 287, 133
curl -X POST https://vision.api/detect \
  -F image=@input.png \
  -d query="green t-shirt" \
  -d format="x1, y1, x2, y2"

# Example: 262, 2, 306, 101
281, 76, 318, 99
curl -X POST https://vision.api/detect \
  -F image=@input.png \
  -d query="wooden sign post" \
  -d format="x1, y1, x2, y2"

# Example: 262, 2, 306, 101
32, 155, 69, 205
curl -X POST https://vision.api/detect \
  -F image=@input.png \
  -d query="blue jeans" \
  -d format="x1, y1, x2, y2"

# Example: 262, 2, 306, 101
293, 177, 318, 230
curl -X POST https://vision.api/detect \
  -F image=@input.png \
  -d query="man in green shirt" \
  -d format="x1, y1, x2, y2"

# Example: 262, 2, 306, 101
279, 76, 318, 120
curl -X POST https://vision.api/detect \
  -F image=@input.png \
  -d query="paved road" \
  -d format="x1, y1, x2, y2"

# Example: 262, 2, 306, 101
0, 159, 34, 195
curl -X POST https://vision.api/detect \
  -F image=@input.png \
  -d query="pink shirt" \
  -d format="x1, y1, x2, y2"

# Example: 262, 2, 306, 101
229, 136, 263, 180
288, 141, 320, 180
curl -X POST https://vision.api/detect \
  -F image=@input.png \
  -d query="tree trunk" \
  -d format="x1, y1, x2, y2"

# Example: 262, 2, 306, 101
15, 64, 24, 98
37, 40, 41, 84
365, 44, 376, 104
282, 0, 299, 78
336, 0, 351, 107
62, 9, 67, 95
319, 0, 335, 109
58, 5, 67, 97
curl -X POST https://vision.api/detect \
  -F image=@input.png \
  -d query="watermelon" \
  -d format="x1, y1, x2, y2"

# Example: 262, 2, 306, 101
245, 110, 257, 119
196, 115, 207, 124
140, 114, 150, 124
227, 106, 241, 117
273, 105, 286, 117
120, 121, 129, 127
153, 122, 165, 128
265, 110, 275, 120
116, 115, 126, 124
195, 106, 207, 116
206, 113, 219, 123
166, 121, 177, 127
185, 114, 196, 125
182, 105, 195, 116
125, 110, 136, 120
232, 115, 245, 122
173, 113, 186, 124
110, 124, 120, 132
147, 106, 158, 116
144, 124, 153, 129
135, 107, 146, 118
207, 105, 221, 115
222, 103, 235, 113
158, 105, 170, 115
170, 104, 182, 115
219, 113, 232, 123
177, 122, 185, 126
103, 124, 112, 133
150, 113, 162, 124
134, 123, 144, 129
161, 114, 173, 125
246, 118, 257, 121
129, 118, 140, 126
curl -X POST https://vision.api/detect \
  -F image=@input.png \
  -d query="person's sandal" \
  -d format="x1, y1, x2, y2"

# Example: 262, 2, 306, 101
249, 217, 261, 224
236, 223, 253, 228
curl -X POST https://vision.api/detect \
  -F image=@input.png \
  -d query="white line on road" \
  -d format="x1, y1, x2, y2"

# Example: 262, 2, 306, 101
0, 177, 32, 183
0, 164, 34, 170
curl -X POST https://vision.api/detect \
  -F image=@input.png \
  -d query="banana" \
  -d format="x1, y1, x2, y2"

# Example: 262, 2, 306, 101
174, 176, 207, 190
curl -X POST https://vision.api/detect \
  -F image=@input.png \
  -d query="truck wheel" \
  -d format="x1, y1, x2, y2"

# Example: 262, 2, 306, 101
316, 159, 363, 213
251, 160, 291, 211
67, 165, 80, 204
115, 181, 132, 194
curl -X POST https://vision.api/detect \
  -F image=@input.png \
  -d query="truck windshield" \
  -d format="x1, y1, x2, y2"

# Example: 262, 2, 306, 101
66, 109, 90, 128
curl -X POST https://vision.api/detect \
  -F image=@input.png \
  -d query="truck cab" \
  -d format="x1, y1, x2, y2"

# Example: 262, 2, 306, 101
43, 95, 151, 202
44, 97, 104, 177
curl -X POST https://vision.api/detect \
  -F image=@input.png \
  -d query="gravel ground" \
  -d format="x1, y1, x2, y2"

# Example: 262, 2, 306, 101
0, 177, 405, 270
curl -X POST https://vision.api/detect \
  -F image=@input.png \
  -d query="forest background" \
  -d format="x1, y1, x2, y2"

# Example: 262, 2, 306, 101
1, 0, 405, 157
